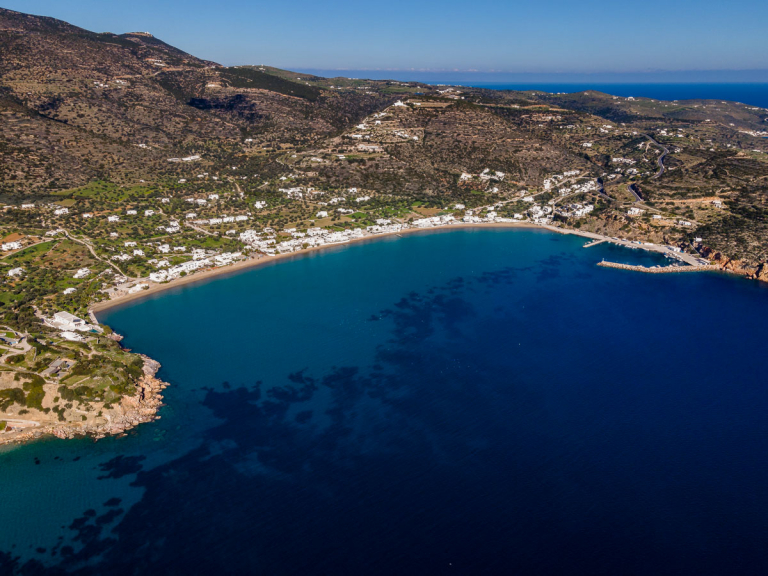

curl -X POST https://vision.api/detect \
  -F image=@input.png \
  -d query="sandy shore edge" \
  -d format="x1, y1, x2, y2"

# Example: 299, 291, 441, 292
91, 223, 558, 315
3, 222, 727, 449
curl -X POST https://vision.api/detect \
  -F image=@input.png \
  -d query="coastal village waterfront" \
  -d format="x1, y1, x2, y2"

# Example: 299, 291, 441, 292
0, 218, 719, 448
91, 219, 716, 313
0, 219, 712, 449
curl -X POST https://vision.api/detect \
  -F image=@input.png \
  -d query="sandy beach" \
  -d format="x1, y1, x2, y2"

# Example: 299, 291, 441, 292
89, 221, 709, 316
91, 222, 551, 315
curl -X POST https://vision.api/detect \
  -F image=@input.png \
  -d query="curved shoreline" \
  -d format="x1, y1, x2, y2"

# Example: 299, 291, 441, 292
91, 222, 552, 316
4, 222, 735, 449
93, 221, 722, 317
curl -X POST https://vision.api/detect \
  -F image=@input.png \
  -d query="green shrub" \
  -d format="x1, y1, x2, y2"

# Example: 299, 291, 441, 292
0, 388, 25, 410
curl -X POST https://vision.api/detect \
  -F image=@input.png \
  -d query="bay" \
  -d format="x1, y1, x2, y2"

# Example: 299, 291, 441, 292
2, 228, 768, 575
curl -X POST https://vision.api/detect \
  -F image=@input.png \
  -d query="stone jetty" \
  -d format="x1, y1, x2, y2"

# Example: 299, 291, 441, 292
597, 261, 718, 274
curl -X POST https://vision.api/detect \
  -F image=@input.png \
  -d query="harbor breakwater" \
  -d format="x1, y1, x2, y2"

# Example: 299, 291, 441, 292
597, 261, 718, 274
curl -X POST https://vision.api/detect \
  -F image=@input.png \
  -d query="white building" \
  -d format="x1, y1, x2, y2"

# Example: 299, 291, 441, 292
2, 241, 22, 251
8, 267, 24, 277
60, 331, 85, 342
53, 311, 86, 331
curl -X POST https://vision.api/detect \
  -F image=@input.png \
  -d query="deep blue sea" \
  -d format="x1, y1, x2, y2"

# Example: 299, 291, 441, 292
2, 229, 768, 575
468, 83, 768, 108
297, 69, 768, 109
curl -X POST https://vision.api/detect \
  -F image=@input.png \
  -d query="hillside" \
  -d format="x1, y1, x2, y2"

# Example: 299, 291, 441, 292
0, 7, 766, 264
0, 7, 393, 196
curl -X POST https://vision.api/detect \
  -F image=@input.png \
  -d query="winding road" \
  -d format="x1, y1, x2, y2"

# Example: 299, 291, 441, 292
63, 230, 135, 279
645, 135, 669, 179
596, 178, 614, 202
626, 183, 642, 202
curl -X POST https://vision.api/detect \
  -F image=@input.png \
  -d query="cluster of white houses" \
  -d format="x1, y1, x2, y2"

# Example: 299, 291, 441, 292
240, 210, 529, 256
239, 228, 366, 255
555, 180, 598, 196
193, 215, 249, 226
528, 205, 553, 223
543, 170, 581, 191
148, 252, 244, 282
555, 203, 595, 219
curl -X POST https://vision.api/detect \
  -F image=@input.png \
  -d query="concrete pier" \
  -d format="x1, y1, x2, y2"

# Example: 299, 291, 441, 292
583, 239, 607, 248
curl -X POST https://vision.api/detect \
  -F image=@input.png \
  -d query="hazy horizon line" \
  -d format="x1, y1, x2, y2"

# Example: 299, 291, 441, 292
282, 68, 768, 84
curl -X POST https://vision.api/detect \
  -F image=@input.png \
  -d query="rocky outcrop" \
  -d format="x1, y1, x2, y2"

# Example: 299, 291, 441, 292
0, 355, 169, 446
708, 252, 768, 282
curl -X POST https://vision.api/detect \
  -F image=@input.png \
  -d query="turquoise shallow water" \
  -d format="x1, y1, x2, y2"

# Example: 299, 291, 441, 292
2, 229, 768, 575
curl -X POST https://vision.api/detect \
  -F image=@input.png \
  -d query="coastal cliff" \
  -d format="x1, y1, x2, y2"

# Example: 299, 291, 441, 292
711, 255, 768, 282
698, 245, 768, 282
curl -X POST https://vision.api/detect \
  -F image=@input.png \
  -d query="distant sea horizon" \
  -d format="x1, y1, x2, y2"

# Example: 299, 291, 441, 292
294, 69, 768, 108
467, 82, 768, 108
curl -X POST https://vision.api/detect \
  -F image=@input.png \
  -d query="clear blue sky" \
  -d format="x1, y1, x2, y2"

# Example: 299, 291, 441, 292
4, 0, 768, 74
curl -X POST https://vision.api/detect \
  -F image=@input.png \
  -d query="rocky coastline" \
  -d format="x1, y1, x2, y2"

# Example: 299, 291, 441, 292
0, 355, 169, 447
710, 255, 768, 282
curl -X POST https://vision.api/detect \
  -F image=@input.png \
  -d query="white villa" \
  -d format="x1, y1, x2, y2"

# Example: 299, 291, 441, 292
52, 311, 86, 331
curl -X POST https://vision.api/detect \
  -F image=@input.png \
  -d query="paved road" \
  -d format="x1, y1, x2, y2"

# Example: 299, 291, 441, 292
186, 222, 218, 237
2, 419, 41, 429
0, 239, 53, 261
626, 183, 642, 202
63, 230, 135, 279
645, 135, 669, 179
596, 179, 614, 202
